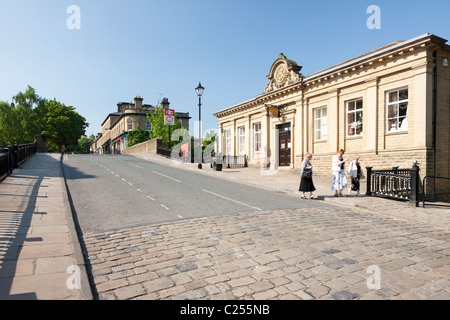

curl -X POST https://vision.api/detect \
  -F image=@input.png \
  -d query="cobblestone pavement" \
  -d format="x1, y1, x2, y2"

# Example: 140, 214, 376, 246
84, 205, 450, 300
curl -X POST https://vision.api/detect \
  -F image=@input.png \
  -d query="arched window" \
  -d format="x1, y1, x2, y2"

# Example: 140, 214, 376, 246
127, 118, 133, 131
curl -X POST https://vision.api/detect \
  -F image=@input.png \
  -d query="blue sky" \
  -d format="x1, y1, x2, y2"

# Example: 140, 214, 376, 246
1, 0, 449, 138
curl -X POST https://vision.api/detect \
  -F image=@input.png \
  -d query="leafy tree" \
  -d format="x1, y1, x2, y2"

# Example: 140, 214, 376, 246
127, 127, 148, 147
203, 130, 217, 148
147, 104, 183, 149
66, 134, 95, 154
1, 86, 88, 152
0, 101, 17, 146
40, 99, 88, 152
12, 86, 46, 144
0, 86, 45, 146
79, 134, 95, 154
202, 129, 218, 158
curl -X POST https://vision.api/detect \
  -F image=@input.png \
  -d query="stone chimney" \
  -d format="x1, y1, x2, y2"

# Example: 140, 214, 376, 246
134, 96, 143, 110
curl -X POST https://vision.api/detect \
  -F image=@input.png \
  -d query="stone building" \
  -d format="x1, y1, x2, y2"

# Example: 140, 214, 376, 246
94, 96, 190, 154
214, 33, 450, 196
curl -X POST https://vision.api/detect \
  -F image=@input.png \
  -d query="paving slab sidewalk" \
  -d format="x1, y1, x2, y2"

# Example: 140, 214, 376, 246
0, 153, 92, 300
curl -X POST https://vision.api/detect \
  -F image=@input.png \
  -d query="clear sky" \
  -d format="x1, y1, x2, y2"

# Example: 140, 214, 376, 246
1, 0, 449, 138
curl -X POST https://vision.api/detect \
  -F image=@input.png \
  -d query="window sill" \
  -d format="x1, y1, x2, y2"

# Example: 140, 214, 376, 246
345, 135, 363, 140
386, 130, 408, 136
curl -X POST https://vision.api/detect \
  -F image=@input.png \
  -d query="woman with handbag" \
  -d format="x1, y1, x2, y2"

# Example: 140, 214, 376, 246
299, 152, 317, 199
347, 155, 365, 196
331, 149, 349, 197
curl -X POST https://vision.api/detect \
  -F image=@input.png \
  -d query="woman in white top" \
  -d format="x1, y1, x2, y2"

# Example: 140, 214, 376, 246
348, 155, 365, 196
331, 149, 348, 197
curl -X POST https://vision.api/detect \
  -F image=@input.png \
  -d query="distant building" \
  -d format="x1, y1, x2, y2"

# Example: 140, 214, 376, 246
94, 96, 190, 154
214, 33, 450, 196
90, 133, 103, 154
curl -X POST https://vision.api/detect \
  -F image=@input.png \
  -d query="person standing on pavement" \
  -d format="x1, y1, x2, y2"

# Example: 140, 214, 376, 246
331, 149, 349, 197
348, 155, 365, 196
299, 152, 317, 199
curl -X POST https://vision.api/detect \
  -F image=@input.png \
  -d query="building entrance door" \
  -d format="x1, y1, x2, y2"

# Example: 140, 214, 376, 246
278, 123, 291, 167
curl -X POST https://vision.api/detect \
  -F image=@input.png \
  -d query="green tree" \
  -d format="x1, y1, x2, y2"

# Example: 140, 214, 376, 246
1, 86, 89, 152
0, 86, 45, 146
12, 86, 46, 144
78, 134, 95, 154
127, 127, 148, 147
0, 101, 17, 146
202, 129, 217, 158
41, 99, 88, 152
66, 134, 95, 154
203, 130, 217, 148
147, 104, 183, 149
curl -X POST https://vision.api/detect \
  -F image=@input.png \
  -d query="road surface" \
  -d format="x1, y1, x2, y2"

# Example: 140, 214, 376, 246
62, 154, 332, 234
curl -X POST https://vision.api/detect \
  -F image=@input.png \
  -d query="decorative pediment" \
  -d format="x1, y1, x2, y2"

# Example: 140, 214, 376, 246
264, 53, 303, 93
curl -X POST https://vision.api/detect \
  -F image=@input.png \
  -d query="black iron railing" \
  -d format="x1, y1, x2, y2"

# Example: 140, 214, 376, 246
0, 143, 37, 180
223, 155, 248, 168
210, 155, 248, 168
0, 150, 13, 179
366, 163, 420, 207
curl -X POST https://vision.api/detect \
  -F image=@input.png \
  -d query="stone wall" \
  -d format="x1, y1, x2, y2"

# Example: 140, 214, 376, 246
122, 138, 162, 155
435, 48, 450, 200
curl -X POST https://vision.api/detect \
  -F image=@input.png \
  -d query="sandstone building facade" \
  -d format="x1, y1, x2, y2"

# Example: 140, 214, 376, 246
214, 34, 450, 195
93, 96, 190, 154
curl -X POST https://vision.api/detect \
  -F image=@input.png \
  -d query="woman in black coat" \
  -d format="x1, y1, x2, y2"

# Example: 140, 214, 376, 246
299, 152, 317, 199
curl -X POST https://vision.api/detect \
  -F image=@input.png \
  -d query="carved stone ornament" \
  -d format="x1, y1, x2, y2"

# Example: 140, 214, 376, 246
264, 53, 304, 93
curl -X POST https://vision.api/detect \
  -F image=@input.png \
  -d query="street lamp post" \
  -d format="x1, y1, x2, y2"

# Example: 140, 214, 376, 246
161, 97, 171, 149
195, 82, 205, 169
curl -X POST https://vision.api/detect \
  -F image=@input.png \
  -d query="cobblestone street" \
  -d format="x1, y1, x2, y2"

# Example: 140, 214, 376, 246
84, 206, 450, 300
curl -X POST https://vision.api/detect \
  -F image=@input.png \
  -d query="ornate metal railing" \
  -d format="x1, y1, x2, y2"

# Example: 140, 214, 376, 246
366, 163, 420, 207
223, 155, 248, 168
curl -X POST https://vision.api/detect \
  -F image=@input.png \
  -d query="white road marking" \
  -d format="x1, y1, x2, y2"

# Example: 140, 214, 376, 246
177, 215, 183, 219
129, 163, 144, 169
152, 171, 181, 183
202, 189, 262, 211
89, 159, 179, 214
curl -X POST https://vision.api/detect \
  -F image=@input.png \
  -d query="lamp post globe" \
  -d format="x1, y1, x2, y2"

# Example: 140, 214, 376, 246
195, 82, 205, 97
